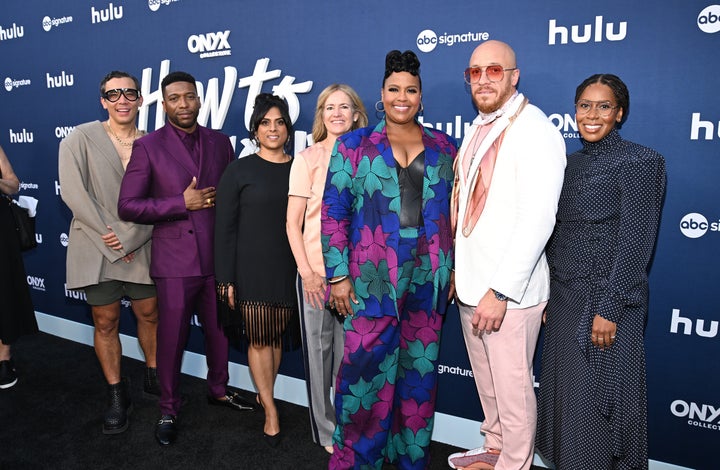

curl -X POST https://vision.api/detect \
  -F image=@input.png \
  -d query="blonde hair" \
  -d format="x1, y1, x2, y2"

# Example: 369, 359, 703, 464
311, 84, 368, 143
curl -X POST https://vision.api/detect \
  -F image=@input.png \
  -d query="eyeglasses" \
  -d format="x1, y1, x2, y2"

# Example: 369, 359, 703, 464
102, 88, 140, 102
463, 65, 516, 84
575, 100, 619, 117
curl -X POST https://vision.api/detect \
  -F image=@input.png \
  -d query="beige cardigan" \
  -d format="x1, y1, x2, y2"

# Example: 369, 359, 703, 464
59, 120, 153, 289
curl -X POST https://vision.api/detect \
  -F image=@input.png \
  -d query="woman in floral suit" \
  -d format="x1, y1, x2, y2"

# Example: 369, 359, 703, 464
321, 50, 457, 470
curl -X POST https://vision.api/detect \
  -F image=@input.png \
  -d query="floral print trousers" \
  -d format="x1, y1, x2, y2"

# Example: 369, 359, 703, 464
329, 228, 443, 470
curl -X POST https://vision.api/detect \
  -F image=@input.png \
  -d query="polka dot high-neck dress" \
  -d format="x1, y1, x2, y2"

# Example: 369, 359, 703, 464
536, 129, 666, 470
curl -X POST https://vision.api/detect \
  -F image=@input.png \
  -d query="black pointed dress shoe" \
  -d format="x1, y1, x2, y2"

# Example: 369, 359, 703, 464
155, 414, 177, 446
207, 390, 256, 411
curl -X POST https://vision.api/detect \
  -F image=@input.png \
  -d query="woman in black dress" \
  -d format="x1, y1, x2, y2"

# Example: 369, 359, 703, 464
215, 94, 298, 446
0, 145, 38, 389
536, 74, 666, 469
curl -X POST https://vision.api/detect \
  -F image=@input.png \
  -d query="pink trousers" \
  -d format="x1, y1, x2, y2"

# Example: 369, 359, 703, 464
458, 301, 545, 470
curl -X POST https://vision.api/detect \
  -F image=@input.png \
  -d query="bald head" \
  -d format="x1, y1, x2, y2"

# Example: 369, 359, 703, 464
469, 40, 517, 69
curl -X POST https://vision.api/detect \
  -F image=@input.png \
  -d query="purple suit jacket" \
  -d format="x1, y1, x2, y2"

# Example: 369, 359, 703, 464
118, 123, 234, 278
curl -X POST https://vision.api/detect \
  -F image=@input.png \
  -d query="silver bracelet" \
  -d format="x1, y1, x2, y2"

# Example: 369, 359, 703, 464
327, 275, 349, 284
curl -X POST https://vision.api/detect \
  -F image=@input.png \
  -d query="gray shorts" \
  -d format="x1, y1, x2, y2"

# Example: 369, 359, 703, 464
84, 280, 156, 306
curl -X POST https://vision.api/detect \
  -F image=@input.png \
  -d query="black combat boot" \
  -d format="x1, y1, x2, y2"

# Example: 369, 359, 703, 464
144, 367, 160, 396
103, 378, 132, 434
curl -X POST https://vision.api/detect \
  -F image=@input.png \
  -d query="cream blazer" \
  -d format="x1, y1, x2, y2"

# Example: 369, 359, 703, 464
59, 121, 153, 289
454, 94, 566, 308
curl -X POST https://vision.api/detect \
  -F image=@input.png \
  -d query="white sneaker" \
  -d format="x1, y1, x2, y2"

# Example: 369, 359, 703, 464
447, 447, 500, 469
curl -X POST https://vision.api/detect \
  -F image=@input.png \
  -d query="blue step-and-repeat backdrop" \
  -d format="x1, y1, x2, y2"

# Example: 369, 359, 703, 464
1, 1, 718, 468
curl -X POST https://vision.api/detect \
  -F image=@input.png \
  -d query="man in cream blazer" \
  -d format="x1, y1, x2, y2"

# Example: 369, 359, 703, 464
448, 41, 566, 470
59, 71, 159, 435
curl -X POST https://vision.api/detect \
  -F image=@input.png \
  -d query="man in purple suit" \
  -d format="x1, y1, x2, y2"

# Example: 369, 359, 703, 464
118, 71, 254, 446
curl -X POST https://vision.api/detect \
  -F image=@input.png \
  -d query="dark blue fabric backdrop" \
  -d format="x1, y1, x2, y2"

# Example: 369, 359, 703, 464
2, 1, 717, 468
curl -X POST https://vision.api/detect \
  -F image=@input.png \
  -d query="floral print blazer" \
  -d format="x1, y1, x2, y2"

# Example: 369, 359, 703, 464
321, 119, 457, 318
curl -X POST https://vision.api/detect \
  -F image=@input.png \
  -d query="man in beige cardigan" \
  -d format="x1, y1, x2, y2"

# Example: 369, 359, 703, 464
59, 71, 159, 435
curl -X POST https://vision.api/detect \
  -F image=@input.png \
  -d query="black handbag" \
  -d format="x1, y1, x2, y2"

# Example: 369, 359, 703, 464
4, 195, 37, 251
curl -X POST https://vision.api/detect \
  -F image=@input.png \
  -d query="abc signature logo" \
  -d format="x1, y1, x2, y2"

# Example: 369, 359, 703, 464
416, 28, 489, 53
416, 29, 438, 53
679, 213, 716, 238
698, 5, 720, 33
148, 0, 177, 12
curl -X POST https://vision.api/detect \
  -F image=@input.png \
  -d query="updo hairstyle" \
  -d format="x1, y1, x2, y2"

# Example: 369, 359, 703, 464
383, 50, 422, 90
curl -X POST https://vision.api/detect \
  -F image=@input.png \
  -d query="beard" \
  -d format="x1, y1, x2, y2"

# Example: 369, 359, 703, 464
472, 84, 515, 114
475, 99, 500, 114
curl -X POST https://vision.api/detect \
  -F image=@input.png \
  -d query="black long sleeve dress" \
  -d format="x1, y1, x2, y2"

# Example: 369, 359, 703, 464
214, 154, 298, 348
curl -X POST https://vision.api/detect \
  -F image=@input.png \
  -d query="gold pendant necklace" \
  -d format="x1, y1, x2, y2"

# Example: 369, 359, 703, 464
106, 121, 137, 149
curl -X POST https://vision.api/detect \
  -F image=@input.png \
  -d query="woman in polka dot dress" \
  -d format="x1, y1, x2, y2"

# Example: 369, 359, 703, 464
536, 74, 666, 470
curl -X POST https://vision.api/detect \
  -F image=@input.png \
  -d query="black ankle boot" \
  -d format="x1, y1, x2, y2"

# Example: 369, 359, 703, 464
103, 378, 132, 434
144, 367, 160, 396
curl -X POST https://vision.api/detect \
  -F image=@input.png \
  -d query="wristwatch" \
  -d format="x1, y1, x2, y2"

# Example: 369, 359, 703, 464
491, 289, 508, 302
